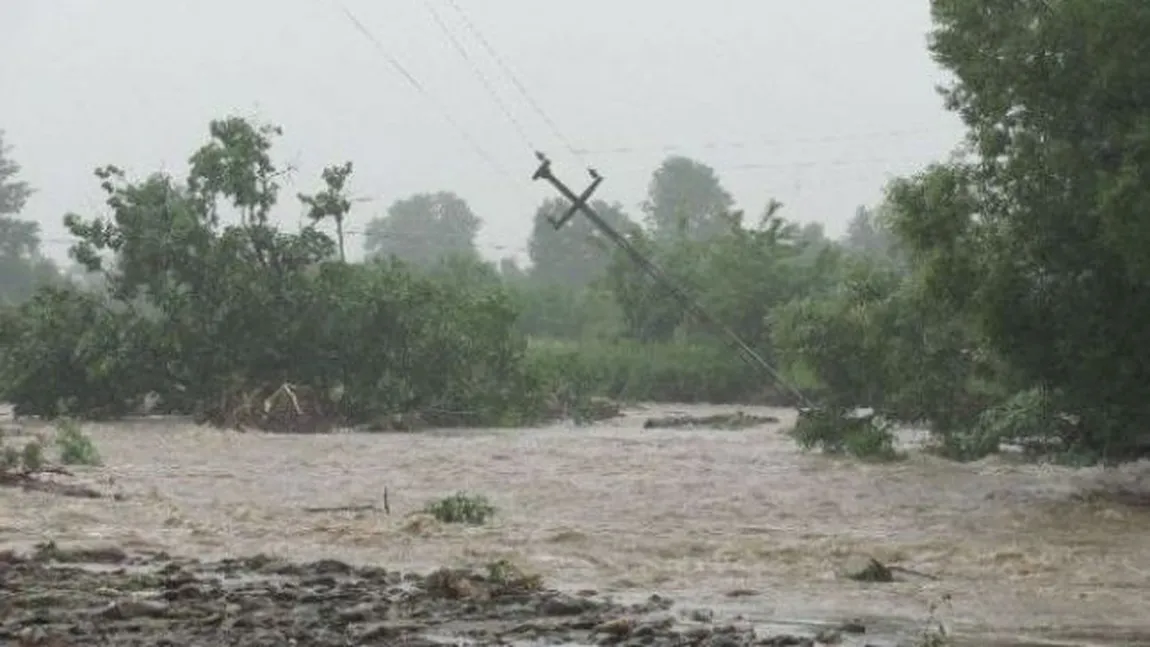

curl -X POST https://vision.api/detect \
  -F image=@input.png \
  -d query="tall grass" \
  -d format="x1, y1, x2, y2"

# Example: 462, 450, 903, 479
524, 337, 792, 405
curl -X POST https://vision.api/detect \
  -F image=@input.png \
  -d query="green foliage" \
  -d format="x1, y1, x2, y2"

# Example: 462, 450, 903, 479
0, 130, 33, 217
19, 438, 44, 472
364, 191, 481, 267
525, 338, 774, 405
761, 0, 1150, 465
0, 286, 157, 419
0, 117, 548, 430
527, 197, 636, 288
424, 492, 496, 525
0, 130, 61, 305
54, 419, 101, 466
875, 0, 1150, 462
791, 408, 903, 462
299, 162, 354, 262
6, 0, 1148, 474
643, 155, 734, 242
0, 438, 42, 474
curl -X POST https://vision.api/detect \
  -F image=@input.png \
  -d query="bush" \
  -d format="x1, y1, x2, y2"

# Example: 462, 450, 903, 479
524, 338, 778, 405
424, 492, 496, 525
1, 436, 42, 473
790, 408, 903, 462
54, 419, 101, 466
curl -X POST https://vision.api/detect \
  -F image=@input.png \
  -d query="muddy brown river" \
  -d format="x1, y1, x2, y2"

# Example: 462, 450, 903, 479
3, 404, 1149, 646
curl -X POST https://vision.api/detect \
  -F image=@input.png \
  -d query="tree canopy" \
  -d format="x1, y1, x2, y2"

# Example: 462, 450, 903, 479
363, 191, 481, 267
642, 155, 734, 242
527, 197, 636, 288
0, 131, 59, 304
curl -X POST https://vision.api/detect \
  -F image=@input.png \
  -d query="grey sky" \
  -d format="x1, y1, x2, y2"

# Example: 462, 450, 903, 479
1, 0, 964, 263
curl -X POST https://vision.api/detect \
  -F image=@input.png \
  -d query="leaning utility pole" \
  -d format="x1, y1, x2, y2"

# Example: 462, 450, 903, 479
531, 152, 813, 408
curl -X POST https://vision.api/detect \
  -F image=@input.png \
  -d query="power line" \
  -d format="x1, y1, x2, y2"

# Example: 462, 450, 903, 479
603, 153, 937, 175
422, 0, 537, 151
442, 0, 586, 164
326, 0, 516, 182
571, 126, 957, 156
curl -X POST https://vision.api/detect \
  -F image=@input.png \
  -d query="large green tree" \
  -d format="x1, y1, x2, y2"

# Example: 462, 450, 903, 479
363, 191, 481, 267
642, 155, 734, 242
527, 197, 636, 287
885, 0, 1150, 459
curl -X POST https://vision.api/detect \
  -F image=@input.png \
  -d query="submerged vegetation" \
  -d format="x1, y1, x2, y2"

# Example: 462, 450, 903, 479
0, 0, 1147, 469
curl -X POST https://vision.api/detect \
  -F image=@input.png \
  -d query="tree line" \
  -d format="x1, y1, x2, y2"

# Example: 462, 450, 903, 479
0, 0, 1146, 464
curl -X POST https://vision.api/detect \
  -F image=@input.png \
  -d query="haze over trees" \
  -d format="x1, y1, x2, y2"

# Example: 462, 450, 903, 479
0, 130, 59, 304
0, 0, 1146, 463
363, 191, 481, 267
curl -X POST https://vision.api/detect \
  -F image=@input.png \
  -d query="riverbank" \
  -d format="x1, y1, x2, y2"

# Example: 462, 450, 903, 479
1, 543, 883, 646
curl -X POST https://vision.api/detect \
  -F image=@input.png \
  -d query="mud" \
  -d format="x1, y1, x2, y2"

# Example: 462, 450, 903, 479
0, 543, 875, 647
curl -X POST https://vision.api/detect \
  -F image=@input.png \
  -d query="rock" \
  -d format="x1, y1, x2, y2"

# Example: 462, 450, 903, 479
592, 616, 635, 637
838, 619, 867, 634
843, 556, 894, 583
538, 594, 597, 616
0, 548, 910, 646
306, 558, 354, 575
34, 541, 127, 565
815, 628, 843, 644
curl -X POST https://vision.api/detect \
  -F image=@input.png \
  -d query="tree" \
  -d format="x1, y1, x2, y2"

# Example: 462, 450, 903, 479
843, 206, 887, 255
884, 0, 1150, 460
0, 130, 58, 304
527, 197, 637, 287
0, 131, 33, 217
0, 116, 547, 427
363, 191, 481, 267
642, 155, 734, 242
299, 161, 354, 262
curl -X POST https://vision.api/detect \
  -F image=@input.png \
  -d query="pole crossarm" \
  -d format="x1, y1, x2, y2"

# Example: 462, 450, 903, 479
530, 152, 816, 409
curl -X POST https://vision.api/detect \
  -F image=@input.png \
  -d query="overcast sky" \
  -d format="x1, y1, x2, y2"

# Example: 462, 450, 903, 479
1, 0, 964, 263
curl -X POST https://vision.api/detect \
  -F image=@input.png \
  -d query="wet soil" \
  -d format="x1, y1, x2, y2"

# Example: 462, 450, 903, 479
0, 542, 873, 647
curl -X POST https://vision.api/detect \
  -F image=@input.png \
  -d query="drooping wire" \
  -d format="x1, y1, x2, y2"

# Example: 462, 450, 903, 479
570, 126, 955, 157
442, 0, 587, 165
422, 0, 537, 151
328, 0, 516, 181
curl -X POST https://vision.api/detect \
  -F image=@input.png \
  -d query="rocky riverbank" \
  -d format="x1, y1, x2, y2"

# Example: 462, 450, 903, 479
0, 542, 881, 647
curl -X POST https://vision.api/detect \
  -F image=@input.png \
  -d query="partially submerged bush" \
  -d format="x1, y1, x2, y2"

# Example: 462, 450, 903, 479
1, 422, 102, 478
1, 436, 42, 474
424, 492, 496, 525
791, 408, 903, 462
54, 419, 101, 466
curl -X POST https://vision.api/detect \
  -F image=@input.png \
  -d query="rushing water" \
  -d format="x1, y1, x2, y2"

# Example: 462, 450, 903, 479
3, 404, 1149, 645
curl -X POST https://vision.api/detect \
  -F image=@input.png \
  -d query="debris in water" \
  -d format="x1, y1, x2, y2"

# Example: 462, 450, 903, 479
643, 411, 779, 430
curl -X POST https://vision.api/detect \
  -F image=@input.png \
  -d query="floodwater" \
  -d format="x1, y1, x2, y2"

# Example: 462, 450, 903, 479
3, 404, 1150, 646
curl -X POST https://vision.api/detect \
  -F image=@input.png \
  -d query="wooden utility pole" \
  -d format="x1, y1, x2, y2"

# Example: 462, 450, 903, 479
531, 152, 813, 408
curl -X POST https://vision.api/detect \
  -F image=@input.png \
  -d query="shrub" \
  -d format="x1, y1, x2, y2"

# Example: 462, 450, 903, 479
424, 492, 496, 525
54, 418, 102, 466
